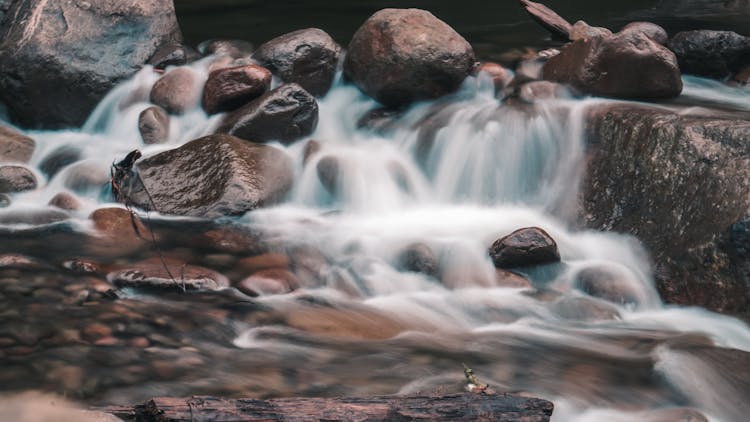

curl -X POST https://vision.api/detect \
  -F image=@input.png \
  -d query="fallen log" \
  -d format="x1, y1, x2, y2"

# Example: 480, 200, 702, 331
519, 0, 572, 40
105, 393, 554, 421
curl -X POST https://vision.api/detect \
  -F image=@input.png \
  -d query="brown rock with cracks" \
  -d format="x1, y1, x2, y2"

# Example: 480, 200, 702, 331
0, 165, 36, 193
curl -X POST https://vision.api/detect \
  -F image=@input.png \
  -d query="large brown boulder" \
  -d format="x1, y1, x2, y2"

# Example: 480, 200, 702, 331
543, 31, 682, 99
583, 103, 750, 317
343, 8, 476, 107
668, 30, 750, 79
201, 64, 271, 115
252, 28, 341, 97
118, 134, 294, 218
217, 83, 318, 145
0, 0, 182, 128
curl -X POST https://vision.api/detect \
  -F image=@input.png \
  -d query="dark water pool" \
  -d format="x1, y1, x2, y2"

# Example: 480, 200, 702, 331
175, 0, 750, 61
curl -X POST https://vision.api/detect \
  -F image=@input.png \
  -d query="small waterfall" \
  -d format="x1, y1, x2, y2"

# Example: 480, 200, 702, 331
2, 59, 749, 421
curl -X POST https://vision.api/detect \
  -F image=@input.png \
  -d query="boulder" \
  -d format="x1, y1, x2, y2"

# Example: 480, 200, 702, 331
583, 103, 750, 317
201, 65, 271, 115
489, 227, 561, 269
519, 0, 572, 40
89, 207, 152, 255
107, 259, 230, 292
0, 125, 35, 163
62, 161, 109, 192
0, 0, 182, 128
218, 83, 318, 144
118, 134, 294, 218
236, 268, 299, 297
344, 8, 476, 107
732, 67, 750, 86
668, 30, 750, 79
252, 28, 341, 97
620, 22, 668, 45
0, 165, 36, 193
149, 68, 202, 115
138, 106, 170, 145
544, 31, 682, 99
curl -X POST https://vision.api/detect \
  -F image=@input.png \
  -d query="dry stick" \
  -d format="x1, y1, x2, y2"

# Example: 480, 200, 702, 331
111, 150, 186, 292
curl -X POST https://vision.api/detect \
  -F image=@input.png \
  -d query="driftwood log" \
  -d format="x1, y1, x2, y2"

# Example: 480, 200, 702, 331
105, 393, 554, 421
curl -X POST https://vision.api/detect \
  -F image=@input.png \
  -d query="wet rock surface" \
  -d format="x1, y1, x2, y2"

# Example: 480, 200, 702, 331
344, 8, 476, 107
107, 259, 230, 292
489, 227, 561, 269
149, 67, 202, 115
0, 0, 182, 128
119, 134, 294, 218
202, 64, 271, 115
218, 83, 319, 144
252, 28, 341, 97
543, 30, 683, 99
584, 103, 750, 317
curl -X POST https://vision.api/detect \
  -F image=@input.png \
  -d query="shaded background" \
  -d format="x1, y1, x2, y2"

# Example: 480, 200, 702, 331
175, 0, 750, 61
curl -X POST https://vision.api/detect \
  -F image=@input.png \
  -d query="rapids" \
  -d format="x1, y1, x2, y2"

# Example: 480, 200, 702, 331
2, 58, 750, 421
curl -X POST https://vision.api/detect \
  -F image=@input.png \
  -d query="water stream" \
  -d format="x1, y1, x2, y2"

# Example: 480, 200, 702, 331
2, 59, 750, 421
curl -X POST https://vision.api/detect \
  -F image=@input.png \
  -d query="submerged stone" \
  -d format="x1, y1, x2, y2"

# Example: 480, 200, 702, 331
489, 227, 561, 269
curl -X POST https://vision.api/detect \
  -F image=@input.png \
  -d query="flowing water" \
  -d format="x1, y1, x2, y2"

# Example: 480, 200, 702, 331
2, 57, 750, 421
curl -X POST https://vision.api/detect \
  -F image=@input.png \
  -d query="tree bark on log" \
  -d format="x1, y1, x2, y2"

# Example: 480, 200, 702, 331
519, 0, 572, 40
105, 393, 554, 421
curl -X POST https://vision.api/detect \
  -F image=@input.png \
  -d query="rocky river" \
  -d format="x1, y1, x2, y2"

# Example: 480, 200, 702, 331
0, 1, 749, 421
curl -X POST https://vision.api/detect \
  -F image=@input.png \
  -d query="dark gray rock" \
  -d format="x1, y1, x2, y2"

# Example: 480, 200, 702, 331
201, 65, 271, 115
543, 31, 682, 99
0, 0, 182, 128
0, 164, 36, 193
344, 8, 476, 107
118, 134, 294, 218
218, 83, 318, 145
253, 28, 341, 97
489, 227, 561, 269
0, 125, 34, 163
138, 106, 170, 145
396, 243, 439, 277
668, 30, 750, 79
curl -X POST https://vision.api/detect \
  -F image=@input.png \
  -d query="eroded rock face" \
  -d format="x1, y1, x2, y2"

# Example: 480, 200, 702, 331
668, 30, 750, 79
584, 103, 750, 317
252, 28, 341, 97
120, 134, 294, 218
344, 8, 475, 107
0, 0, 182, 128
0, 125, 34, 163
489, 227, 561, 269
201, 65, 271, 115
543, 31, 682, 99
218, 83, 318, 144
620, 22, 668, 45
0, 165, 36, 193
